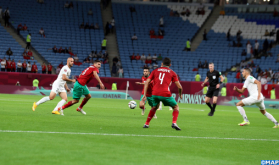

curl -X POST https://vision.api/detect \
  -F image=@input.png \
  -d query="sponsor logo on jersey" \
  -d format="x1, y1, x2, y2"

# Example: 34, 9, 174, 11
213, 76, 216, 79
64, 69, 67, 72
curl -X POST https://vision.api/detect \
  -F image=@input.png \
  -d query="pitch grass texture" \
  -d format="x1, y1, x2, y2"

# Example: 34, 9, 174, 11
0, 94, 278, 165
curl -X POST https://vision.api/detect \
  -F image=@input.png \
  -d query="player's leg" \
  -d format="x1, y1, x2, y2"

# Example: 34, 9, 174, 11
59, 99, 79, 116
204, 96, 212, 114
236, 100, 250, 126
58, 82, 81, 115
209, 96, 218, 116
143, 96, 158, 128
32, 91, 56, 111
139, 99, 146, 115
164, 97, 181, 131
258, 101, 278, 128
52, 92, 67, 115
77, 93, 91, 115
139, 95, 146, 115
209, 88, 220, 116
147, 96, 157, 119
157, 101, 162, 110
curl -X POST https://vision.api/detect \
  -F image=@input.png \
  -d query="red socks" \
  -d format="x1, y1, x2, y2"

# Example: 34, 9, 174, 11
172, 109, 179, 124
62, 101, 74, 110
145, 107, 156, 125
79, 98, 89, 109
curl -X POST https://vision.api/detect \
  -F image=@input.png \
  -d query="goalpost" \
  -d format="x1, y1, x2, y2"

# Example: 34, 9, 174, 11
125, 81, 129, 100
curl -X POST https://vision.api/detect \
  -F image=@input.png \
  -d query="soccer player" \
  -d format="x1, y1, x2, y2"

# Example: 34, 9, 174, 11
201, 63, 224, 116
137, 67, 157, 118
57, 60, 105, 116
135, 67, 150, 115
136, 67, 156, 118
142, 58, 183, 130
32, 57, 76, 114
233, 68, 278, 128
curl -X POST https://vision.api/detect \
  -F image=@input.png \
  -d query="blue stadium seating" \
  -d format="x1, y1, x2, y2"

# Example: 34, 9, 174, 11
0, 25, 42, 72
2, 0, 110, 77
112, 3, 216, 81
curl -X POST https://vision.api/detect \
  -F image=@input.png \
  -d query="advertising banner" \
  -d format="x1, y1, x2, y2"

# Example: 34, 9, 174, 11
0, 85, 278, 108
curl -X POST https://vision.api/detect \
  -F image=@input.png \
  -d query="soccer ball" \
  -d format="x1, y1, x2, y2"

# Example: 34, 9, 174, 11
128, 101, 137, 109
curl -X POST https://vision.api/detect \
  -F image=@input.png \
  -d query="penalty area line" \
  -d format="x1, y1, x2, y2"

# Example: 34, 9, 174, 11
0, 130, 278, 142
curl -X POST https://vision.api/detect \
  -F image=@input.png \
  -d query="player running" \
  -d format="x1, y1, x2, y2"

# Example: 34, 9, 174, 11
32, 57, 76, 114
137, 67, 157, 118
233, 68, 278, 128
136, 67, 156, 118
201, 63, 224, 116
57, 60, 105, 116
142, 58, 183, 130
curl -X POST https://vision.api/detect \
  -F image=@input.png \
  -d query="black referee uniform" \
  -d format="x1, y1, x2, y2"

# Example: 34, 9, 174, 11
206, 70, 221, 98
206, 70, 222, 116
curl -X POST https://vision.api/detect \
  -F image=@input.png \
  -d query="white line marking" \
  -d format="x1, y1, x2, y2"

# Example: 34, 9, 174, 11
0, 130, 278, 142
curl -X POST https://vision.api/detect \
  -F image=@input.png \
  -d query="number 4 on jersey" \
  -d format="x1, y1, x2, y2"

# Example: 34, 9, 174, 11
159, 73, 165, 84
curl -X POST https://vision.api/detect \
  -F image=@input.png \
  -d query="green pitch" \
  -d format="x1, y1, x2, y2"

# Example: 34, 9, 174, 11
0, 94, 278, 165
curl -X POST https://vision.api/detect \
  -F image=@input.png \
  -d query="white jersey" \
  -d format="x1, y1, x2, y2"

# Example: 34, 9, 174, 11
243, 75, 263, 99
54, 65, 71, 87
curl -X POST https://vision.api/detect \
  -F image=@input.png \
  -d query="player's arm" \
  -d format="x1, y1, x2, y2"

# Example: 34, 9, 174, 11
135, 82, 144, 85
254, 79, 262, 100
93, 71, 105, 89
64, 83, 70, 92
233, 86, 246, 94
174, 81, 183, 99
216, 75, 224, 89
201, 77, 209, 87
62, 74, 76, 83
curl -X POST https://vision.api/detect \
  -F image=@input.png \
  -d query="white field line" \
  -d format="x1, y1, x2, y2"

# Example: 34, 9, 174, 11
0, 99, 277, 114
0, 130, 278, 142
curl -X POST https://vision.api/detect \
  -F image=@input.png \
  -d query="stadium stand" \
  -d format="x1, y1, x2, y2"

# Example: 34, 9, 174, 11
212, 7, 278, 83
0, 25, 42, 72
1, 0, 110, 77
112, 3, 212, 81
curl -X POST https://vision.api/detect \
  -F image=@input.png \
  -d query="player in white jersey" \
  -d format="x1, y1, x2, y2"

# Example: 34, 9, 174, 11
32, 57, 76, 115
233, 68, 278, 128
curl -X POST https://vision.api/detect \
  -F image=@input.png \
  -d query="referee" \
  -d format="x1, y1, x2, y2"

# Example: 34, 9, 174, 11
201, 63, 224, 116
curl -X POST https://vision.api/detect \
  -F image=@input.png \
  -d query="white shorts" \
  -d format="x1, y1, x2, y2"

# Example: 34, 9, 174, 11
51, 82, 66, 94
242, 96, 265, 110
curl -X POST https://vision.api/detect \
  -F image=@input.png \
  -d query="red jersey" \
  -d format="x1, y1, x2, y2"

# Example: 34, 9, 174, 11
48, 64, 52, 71
42, 65, 46, 71
22, 63, 27, 68
28, 51, 33, 56
32, 65, 38, 72
141, 76, 153, 97
146, 80, 153, 97
77, 65, 99, 86
148, 67, 178, 97
6, 61, 11, 69
11, 62, 16, 69
58, 64, 63, 69
141, 76, 147, 94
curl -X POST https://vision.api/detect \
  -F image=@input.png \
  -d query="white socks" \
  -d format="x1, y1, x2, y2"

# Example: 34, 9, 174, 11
53, 99, 66, 111
36, 96, 50, 105
237, 106, 249, 122
264, 112, 278, 125
159, 101, 162, 109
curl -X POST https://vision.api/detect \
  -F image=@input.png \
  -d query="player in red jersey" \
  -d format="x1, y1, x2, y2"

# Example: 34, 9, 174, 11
58, 60, 105, 116
142, 58, 183, 130
136, 67, 158, 118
